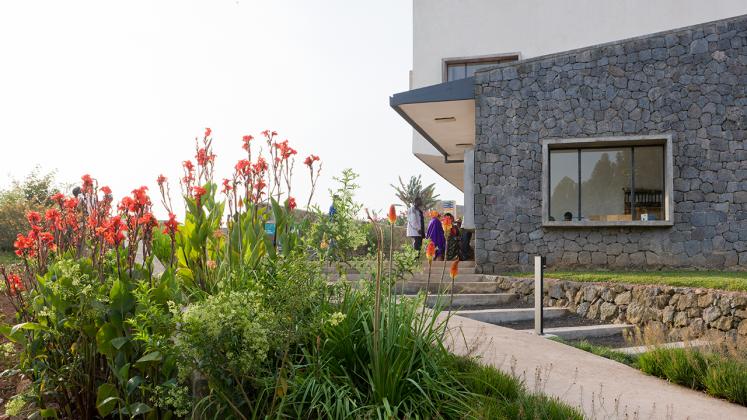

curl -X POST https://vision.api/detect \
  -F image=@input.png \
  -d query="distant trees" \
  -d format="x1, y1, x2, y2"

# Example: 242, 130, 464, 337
0, 167, 63, 251
391, 175, 439, 210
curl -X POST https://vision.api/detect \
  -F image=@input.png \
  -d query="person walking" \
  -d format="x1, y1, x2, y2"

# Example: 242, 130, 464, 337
425, 210, 446, 260
406, 198, 424, 251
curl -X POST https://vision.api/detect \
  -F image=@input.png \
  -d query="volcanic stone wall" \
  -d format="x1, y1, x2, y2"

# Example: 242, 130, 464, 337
474, 15, 747, 271
492, 276, 747, 340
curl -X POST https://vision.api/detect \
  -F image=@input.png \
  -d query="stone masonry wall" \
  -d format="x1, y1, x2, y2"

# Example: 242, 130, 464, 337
473, 15, 747, 271
493, 276, 747, 340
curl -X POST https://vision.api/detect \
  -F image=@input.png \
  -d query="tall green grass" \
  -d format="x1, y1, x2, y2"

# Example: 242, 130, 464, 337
638, 348, 747, 406
281, 288, 584, 418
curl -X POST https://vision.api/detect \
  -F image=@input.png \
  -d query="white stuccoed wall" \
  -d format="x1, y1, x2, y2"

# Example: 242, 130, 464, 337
411, 0, 747, 156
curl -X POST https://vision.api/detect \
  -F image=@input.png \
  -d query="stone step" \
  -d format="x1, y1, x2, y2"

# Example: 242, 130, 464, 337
410, 273, 488, 282
422, 293, 516, 308
458, 307, 568, 323
426, 260, 476, 268
526, 324, 634, 340
400, 281, 504, 294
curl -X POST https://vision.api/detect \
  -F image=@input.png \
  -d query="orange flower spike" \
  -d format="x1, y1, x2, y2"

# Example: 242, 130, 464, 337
387, 205, 397, 225
441, 215, 453, 232
450, 260, 459, 280
425, 241, 436, 262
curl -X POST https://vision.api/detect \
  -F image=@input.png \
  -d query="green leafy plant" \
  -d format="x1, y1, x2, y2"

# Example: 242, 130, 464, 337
391, 175, 439, 209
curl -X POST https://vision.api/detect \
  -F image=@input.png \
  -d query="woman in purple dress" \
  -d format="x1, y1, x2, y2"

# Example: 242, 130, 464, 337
426, 211, 446, 260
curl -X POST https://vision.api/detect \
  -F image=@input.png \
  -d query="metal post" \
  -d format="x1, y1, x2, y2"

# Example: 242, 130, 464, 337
534, 256, 545, 336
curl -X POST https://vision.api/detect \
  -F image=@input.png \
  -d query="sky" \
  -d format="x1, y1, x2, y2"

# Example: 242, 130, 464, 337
0, 0, 461, 218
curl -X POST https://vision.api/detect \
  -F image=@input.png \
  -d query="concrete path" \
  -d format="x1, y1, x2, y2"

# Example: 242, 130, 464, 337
444, 314, 747, 420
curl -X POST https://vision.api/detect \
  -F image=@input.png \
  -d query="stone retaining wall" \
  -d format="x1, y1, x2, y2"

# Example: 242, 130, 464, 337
493, 276, 747, 339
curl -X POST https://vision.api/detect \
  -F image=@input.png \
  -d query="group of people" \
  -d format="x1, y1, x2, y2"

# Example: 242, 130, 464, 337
405, 200, 473, 261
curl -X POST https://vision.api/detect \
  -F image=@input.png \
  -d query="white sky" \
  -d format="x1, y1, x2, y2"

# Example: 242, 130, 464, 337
0, 0, 461, 218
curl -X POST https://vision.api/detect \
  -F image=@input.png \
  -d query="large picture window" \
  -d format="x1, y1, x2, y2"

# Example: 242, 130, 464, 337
543, 136, 672, 226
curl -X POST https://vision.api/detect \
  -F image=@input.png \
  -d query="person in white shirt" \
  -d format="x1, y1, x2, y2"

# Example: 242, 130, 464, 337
406, 198, 424, 252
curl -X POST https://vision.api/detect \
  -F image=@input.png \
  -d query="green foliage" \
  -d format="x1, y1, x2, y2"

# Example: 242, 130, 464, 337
307, 169, 368, 262
448, 355, 584, 419
638, 347, 747, 405
391, 174, 439, 209
0, 167, 62, 251
553, 338, 639, 366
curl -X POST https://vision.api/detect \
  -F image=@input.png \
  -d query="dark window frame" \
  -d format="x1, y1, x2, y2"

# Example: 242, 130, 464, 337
442, 53, 520, 82
541, 135, 674, 227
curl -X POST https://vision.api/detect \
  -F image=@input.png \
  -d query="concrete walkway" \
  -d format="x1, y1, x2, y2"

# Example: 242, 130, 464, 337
444, 314, 747, 420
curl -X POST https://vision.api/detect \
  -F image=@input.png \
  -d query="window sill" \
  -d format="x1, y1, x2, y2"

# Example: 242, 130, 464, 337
542, 220, 673, 228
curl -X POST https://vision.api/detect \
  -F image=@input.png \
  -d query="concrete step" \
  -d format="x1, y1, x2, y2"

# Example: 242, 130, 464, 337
422, 293, 516, 308
458, 307, 568, 323
617, 340, 712, 355
526, 324, 634, 340
400, 281, 504, 294
410, 273, 488, 282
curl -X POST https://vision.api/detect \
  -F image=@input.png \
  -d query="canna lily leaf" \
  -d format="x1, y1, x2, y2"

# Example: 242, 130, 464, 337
120, 402, 152, 416
95, 323, 118, 357
96, 383, 120, 417
110, 336, 129, 350
136, 351, 162, 364
126, 375, 144, 395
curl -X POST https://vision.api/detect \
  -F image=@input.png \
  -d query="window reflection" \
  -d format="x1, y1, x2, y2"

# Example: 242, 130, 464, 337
581, 148, 631, 222
548, 145, 666, 223
549, 150, 578, 221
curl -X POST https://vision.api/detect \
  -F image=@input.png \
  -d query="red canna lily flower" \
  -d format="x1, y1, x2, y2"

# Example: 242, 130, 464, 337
425, 241, 436, 262
100, 186, 112, 195
303, 154, 320, 167
205, 127, 212, 138
221, 178, 233, 193
192, 186, 207, 205
286, 197, 297, 210
26, 211, 42, 226
242, 135, 253, 151
388, 205, 397, 224
449, 260, 459, 279
50, 192, 65, 205
81, 174, 94, 193
157, 174, 167, 186
7, 273, 24, 294
163, 213, 179, 235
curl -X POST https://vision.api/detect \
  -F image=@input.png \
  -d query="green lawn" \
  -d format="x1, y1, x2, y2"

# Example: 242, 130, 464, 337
508, 270, 747, 292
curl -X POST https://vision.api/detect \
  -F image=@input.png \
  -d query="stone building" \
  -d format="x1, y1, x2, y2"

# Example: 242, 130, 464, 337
392, 5, 747, 271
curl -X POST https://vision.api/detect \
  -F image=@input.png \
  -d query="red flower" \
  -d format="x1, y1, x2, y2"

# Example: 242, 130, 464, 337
100, 215, 126, 246
242, 135, 253, 151
252, 157, 268, 174
221, 178, 233, 193
63, 197, 78, 210
163, 213, 179, 235
388, 205, 397, 225
425, 241, 436, 262
100, 186, 112, 195
304, 154, 320, 167
192, 186, 207, 205
183, 160, 195, 173
50, 192, 65, 205
235, 159, 251, 177
286, 197, 297, 210
195, 147, 215, 167
45, 208, 63, 230
449, 260, 460, 279
205, 127, 212, 138
157, 174, 167, 186
14, 233, 35, 258
6, 273, 23, 295
441, 215, 453, 233
81, 174, 94, 192
26, 211, 42, 226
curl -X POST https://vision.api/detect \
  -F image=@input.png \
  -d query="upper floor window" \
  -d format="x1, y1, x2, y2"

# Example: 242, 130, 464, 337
443, 54, 519, 82
542, 135, 673, 227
